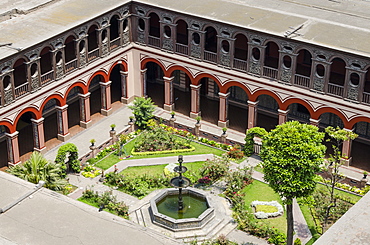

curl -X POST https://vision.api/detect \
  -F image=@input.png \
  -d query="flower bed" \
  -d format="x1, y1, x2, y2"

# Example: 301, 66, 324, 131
251, 201, 284, 219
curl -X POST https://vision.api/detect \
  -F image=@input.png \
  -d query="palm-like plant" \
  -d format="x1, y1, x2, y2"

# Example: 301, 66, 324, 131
8, 151, 68, 191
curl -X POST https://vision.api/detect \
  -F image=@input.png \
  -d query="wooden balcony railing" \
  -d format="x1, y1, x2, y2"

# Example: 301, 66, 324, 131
175, 43, 188, 55
15, 83, 29, 98
88, 48, 99, 62
41, 70, 54, 85
327, 83, 344, 97
148, 36, 160, 48
294, 74, 310, 88
263, 66, 278, 80
233, 58, 247, 71
204, 50, 217, 63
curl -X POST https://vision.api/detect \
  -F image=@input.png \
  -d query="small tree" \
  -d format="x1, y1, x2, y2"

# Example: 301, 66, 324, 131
55, 143, 81, 175
322, 126, 357, 231
260, 121, 326, 245
128, 97, 155, 129
244, 127, 268, 156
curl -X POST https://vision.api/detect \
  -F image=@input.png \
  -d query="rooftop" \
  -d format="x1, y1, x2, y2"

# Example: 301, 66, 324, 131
0, 0, 370, 60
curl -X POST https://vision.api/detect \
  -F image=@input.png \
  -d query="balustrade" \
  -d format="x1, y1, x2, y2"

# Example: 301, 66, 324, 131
327, 83, 344, 97
263, 66, 278, 80
294, 74, 310, 88
88, 48, 99, 62
110, 37, 121, 50
65, 59, 77, 73
15, 83, 29, 98
148, 36, 160, 48
203, 50, 217, 63
41, 70, 54, 85
233, 58, 247, 71
175, 43, 188, 55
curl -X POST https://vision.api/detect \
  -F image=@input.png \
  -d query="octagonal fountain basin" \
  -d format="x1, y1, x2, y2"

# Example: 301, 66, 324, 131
150, 188, 214, 231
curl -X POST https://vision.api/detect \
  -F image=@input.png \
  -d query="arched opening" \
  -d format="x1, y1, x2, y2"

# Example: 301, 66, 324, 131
42, 98, 60, 148
176, 19, 188, 45
199, 77, 219, 125
110, 15, 120, 49
171, 70, 191, 116
362, 67, 370, 103
233, 34, 248, 71
65, 86, 84, 136
328, 58, 346, 96
87, 25, 99, 61
13, 58, 28, 96
145, 62, 164, 108
264, 42, 279, 69
256, 94, 279, 131
319, 112, 344, 157
287, 103, 310, 124
296, 49, 312, 77
228, 86, 249, 132
352, 121, 370, 171
16, 111, 36, 162
89, 75, 103, 117
2, 75, 12, 104
109, 64, 125, 104
64, 35, 76, 72
149, 12, 160, 38
0, 125, 9, 168
40, 47, 53, 75
204, 26, 217, 53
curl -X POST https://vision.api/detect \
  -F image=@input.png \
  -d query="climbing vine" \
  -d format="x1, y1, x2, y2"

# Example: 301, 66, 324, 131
55, 143, 81, 176
244, 127, 268, 157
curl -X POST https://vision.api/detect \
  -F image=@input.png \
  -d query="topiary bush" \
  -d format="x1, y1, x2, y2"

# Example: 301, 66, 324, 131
55, 143, 81, 175
244, 127, 268, 157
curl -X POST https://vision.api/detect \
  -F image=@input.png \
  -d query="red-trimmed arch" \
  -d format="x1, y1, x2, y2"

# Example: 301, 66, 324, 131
348, 116, 370, 129
108, 60, 128, 78
141, 58, 167, 75
249, 89, 283, 108
167, 65, 194, 81
0, 121, 16, 133
193, 73, 223, 90
87, 70, 109, 88
221, 81, 252, 98
39, 94, 64, 112
280, 98, 315, 117
63, 82, 87, 103
314, 107, 350, 128
13, 107, 41, 127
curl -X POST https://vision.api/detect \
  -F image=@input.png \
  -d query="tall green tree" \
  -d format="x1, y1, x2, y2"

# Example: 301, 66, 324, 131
8, 151, 68, 191
322, 126, 357, 231
128, 97, 155, 129
260, 121, 326, 245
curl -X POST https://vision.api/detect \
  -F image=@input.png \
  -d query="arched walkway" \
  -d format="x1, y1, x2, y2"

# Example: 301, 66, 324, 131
228, 85, 249, 132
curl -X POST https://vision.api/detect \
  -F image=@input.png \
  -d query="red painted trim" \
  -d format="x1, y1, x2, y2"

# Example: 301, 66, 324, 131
193, 73, 223, 90
13, 107, 41, 128
87, 70, 108, 88
314, 107, 349, 128
348, 116, 370, 129
222, 81, 252, 98
107, 60, 128, 78
250, 89, 283, 108
64, 82, 87, 103
167, 65, 194, 81
281, 98, 315, 117
39, 94, 64, 112
141, 58, 167, 74
0, 121, 15, 133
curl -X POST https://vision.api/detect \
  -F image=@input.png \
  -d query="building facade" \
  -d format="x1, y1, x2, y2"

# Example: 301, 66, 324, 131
1, 0, 370, 170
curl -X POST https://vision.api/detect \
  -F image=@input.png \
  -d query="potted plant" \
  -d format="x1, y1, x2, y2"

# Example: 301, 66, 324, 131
222, 127, 227, 134
171, 111, 175, 118
110, 124, 116, 131
129, 116, 134, 122
90, 139, 96, 146
363, 171, 368, 179
195, 116, 201, 124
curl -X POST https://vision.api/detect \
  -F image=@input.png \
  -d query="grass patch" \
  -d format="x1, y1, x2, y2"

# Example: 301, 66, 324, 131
256, 205, 278, 213
78, 197, 121, 217
94, 136, 224, 170
242, 180, 287, 234
299, 204, 321, 245
316, 183, 361, 202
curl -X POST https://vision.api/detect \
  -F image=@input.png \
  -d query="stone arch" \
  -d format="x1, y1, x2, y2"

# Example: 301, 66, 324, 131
167, 65, 194, 81
87, 24, 99, 52
64, 82, 88, 103
13, 57, 28, 88
264, 41, 279, 69
148, 12, 160, 38
13, 107, 41, 127
110, 14, 120, 42
281, 98, 314, 116
108, 60, 128, 76
328, 57, 346, 87
315, 107, 349, 128
0, 121, 15, 133
193, 73, 222, 89
295, 48, 313, 78
255, 93, 280, 131
86, 70, 108, 88
175, 19, 189, 45
108, 62, 126, 104
141, 57, 167, 74
39, 94, 64, 113
233, 33, 248, 61
14, 109, 39, 158
204, 26, 218, 53
0, 123, 12, 167
249, 89, 283, 108
64, 34, 77, 65
222, 81, 252, 98
39, 46, 53, 75
226, 82, 250, 132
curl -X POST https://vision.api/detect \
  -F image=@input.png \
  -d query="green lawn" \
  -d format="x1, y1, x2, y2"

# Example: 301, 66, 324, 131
95, 137, 225, 170
78, 197, 123, 217
242, 180, 287, 234
316, 183, 362, 202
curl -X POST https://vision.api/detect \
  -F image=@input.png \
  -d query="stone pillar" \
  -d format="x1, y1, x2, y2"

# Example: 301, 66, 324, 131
278, 109, 289, 125
6, 131, 20, 166
163, 76, 174, 111
78, 92, 92, 128
31, 117, 47, 154
341, 128, 353, 166
195, 122, 201, 137
56, 105, 71, 141
310, 118, 321, 127
141, 68, 147, 97
190, 84, 201, 119
218, 92, 230, 128
221, 132, 228, 144
100, 81, 112, 116
247, 100, 258, 129
120, 70, 129, 103
110, 129, 118, 143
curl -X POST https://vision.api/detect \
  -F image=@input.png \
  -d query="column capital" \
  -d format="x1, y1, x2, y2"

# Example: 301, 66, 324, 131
99, 81, 112, 87
163, 76, 175, 82
190, 84, 201, 89
247, 100, 259, 106
56, 104, 68, 111
343, 128, 354, 132
278, 109, 289, 115
120, 70, 129, 76
309, 118, 320, 126
78, 92, 91, 98
218, 92, 230, 98
31, 117, 45, 124
140, 68, 147, 73
5, 131, 19, 138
